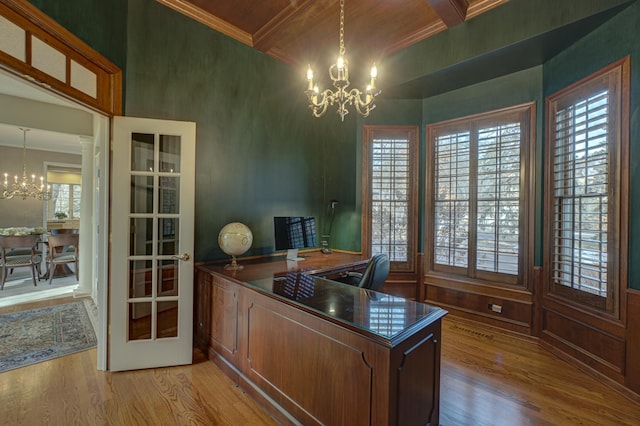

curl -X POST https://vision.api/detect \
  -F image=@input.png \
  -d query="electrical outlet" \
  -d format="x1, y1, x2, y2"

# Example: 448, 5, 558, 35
489, 303, 503, 314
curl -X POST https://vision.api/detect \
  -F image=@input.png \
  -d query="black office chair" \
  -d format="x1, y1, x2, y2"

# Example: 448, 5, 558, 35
340, 254, 390, 292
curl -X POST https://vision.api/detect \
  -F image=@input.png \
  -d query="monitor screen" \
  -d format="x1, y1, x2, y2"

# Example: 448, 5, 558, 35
274, 216, 318, 251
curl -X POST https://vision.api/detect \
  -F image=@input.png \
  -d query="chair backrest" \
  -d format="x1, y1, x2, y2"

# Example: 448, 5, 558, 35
356, 254, 390, 292
0, 234, 40, 253
47, 233, 79, 253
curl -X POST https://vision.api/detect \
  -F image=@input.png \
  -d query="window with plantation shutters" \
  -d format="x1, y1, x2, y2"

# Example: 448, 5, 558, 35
433, 131, 470, 269
363, 127, 418, 272
545, 58, 629, 314
427, 104, 534, 286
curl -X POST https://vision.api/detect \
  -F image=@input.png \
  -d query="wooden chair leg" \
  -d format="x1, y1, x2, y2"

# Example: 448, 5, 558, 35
0, 265, 5, 290
31, 264, 37, 287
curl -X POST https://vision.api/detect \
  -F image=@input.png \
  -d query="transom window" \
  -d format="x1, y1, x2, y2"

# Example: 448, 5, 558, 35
426, 104, 534, 286
363, 126, 418, 272
545, 57, 629, 314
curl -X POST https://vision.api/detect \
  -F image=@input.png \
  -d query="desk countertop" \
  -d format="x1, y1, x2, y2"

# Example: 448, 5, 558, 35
199, 251, 447, 346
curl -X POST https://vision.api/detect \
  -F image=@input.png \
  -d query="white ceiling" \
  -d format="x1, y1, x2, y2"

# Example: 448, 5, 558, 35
0, 69, 88, 155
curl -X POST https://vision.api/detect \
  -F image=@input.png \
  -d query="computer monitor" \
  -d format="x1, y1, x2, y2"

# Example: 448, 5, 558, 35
274, 216, 317, 260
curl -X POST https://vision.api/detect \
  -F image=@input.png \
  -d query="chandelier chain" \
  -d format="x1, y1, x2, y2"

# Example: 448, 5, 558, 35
21, 128, 28, 181
339, 0, 345, 57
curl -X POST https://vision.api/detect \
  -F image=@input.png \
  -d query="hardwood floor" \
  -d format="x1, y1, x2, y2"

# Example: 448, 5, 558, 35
440, 318, 640, 426
1, 298, 638, 425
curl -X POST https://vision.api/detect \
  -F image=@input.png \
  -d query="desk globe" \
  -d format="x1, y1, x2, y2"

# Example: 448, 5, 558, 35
218, 222, 253, 270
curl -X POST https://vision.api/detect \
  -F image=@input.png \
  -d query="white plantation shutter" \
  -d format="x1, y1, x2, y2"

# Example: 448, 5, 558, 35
428, 104, 533, 285
364, 127, 418, 272
545, 58, 628, 315
552, 90, 609, 297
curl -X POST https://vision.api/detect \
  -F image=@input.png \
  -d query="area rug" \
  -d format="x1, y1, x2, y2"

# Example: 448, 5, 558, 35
0, 301, 97, 373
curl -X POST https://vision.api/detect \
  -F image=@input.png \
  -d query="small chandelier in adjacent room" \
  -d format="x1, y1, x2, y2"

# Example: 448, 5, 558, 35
305, 0, 380, 121
1, 128, 51, 201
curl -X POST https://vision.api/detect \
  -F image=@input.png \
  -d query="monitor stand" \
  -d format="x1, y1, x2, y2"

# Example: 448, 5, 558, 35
286, 248, 305, 261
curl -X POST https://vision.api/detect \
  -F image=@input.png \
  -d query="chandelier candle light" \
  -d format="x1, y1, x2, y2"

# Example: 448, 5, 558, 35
305, 0, 380, 121
1, 128, 51, 200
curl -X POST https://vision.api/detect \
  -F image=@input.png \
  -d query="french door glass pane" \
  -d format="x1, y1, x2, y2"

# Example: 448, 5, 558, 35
131, 176, 154, 214
159, 218, 179, 255
128, 132, 183, 342
129, 302, 152, 341
129, 260, 152, 298
160, 135, 181, 172
157, 301, 178, 338
131, 133, 154, 172
130, 218, 153, 256
159, 176, 179, 214
158, 260, 178, 296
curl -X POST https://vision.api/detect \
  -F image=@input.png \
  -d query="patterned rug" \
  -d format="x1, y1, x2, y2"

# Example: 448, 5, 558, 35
0, 301, 97, 372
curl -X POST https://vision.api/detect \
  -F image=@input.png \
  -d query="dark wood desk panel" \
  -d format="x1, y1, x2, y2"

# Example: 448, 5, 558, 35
196, 251, 446, 425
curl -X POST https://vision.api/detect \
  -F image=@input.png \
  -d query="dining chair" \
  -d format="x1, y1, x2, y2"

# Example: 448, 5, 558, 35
0, 234, 42, 289
46, 233, 79, 284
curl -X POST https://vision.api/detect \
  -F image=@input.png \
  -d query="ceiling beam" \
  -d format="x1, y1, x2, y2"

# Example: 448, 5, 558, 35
426, 0, 469, 27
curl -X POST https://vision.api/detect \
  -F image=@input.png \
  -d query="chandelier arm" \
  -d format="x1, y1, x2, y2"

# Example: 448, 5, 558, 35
1, 128, 52, 201
306, 89, 332, 117
348, 88, 379, 106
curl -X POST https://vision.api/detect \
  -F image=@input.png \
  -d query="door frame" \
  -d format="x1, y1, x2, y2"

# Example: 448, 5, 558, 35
0, 1, 122, 371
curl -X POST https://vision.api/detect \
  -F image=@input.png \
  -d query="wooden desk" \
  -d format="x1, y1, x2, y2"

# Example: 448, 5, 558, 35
196, 251, 447, 426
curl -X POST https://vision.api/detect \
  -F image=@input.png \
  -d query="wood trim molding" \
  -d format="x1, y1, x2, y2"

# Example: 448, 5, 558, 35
0, 0, 122, 115
154, 0, 252, 47
625, 290, 640, 395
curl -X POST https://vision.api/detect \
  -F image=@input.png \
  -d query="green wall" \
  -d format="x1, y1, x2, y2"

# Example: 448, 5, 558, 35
124, 0, 358, 260
26, 0, 361, 260
27, 0, 127, 70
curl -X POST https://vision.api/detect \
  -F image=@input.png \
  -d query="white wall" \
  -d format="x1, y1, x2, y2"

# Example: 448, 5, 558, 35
0, 146, 81, 228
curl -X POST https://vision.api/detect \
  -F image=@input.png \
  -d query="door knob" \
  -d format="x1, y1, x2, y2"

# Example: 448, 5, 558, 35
171, 253, 191, 262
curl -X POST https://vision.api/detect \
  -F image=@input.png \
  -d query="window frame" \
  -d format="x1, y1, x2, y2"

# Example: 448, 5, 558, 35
362, 126, 419, 272
48, 182, 82, 220
543, 57, 629, 317
425, 103, 536, 288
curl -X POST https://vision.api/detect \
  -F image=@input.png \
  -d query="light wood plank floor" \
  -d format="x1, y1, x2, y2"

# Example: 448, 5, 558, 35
440, 319, 640, 426
1, 298, 638, 425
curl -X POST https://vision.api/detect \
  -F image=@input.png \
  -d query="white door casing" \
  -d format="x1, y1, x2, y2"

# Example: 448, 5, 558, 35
110, 116, 195, 371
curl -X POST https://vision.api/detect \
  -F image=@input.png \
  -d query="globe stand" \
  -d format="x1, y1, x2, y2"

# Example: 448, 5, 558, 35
224, 255, 244, 271
219, 222, 252, 272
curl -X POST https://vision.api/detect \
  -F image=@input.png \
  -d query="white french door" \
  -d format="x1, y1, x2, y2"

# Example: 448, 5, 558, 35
109, 116, 195, 371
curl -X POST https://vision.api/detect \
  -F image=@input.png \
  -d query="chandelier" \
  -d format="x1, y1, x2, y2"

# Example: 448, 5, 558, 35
305, 0, 380, 121
1, 128, 51, 201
